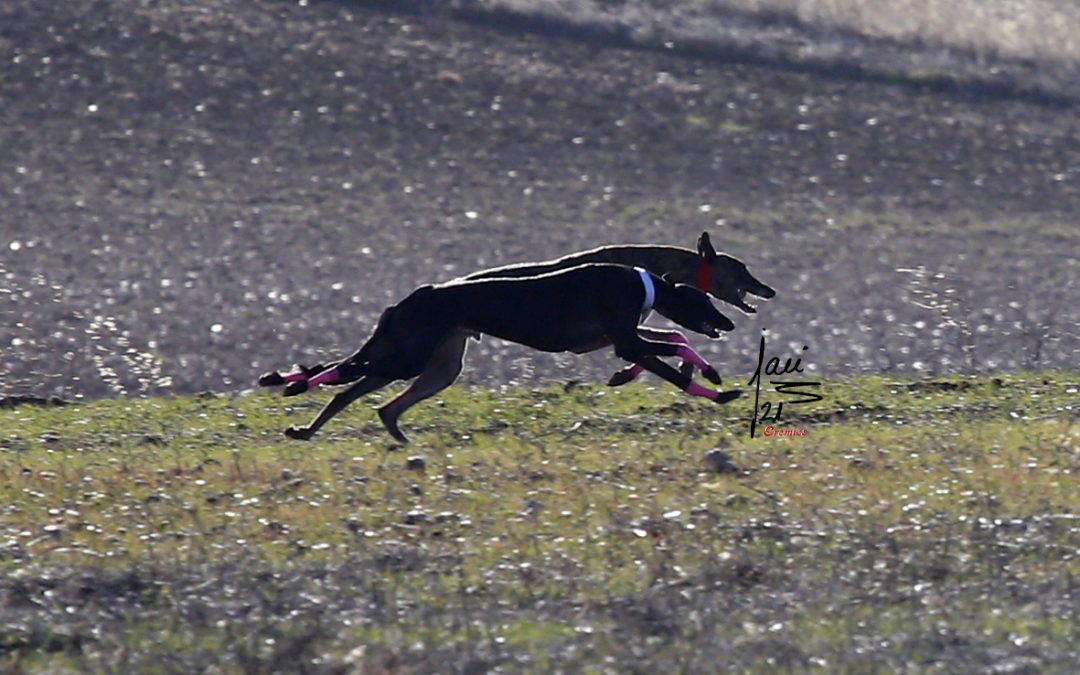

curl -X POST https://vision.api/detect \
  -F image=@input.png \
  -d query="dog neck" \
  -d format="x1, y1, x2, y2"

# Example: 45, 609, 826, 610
697, 256, 712, 290
635, 267, 656, 318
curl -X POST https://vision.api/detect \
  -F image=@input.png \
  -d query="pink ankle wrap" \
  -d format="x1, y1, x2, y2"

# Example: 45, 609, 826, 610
686, 382, 717, 400
307, 367, 341, 388
675, 345, 709, 371
666, 332, 690, 346
620, 334, 697, 382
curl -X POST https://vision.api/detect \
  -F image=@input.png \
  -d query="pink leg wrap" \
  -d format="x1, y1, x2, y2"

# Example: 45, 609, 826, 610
282, 370, 309, 383
666, 331, 690, 346
307, 367, 341, 388
675, 345, 710, 372
622, 333, 694, 380
686, 382, 717, 400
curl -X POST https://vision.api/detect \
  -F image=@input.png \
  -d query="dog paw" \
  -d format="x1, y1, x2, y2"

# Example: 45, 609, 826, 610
702, 366, 723, 385
713, 389, 742, 404
377, 408, 411, 444
283, 380, 309, 397
258, 371, 285, 387
606, 369, 637, 387
284, 425, 314, 440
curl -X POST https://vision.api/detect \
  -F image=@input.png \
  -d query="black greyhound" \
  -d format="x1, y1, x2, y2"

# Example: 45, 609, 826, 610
286, 231, 774, 441
260, 264, 741, 441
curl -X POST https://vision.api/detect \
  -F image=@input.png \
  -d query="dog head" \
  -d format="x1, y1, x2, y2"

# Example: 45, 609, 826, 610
657, 275, 735, 338
697, 232, 776, 314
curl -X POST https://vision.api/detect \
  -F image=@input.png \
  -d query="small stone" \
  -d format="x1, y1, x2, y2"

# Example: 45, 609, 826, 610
704, 449, 739, 474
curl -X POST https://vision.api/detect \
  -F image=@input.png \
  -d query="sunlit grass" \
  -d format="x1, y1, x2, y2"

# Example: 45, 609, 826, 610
1, 373, 1077, 671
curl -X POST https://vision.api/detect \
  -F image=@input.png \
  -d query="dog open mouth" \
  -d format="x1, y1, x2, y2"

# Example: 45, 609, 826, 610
732, 288, 757, 314
732, 282, 777, 314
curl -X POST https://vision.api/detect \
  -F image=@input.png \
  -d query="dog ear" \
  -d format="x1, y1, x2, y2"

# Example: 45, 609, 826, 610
697, 232, 717, 262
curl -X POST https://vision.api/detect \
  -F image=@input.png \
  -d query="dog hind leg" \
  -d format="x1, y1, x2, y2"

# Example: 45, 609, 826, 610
258, 362, 328, 387
376, 331, 470, 444
283, 349, 376, 395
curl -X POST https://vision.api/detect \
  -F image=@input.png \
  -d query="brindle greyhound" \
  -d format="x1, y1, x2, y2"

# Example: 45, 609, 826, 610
260, 264, 743, 441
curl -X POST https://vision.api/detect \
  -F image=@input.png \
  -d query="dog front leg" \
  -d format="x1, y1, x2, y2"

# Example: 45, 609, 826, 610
671, 341, 724, 385
608, 331, 721, 386
628, 356, 741, 404
609, 330, 691, 386
284, 375, 392, 440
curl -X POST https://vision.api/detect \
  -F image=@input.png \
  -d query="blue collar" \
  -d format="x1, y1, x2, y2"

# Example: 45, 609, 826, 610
635, 267, 655, 318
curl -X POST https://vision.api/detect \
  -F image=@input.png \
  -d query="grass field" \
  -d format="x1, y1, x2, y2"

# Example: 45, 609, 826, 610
2, 373, 1077, 672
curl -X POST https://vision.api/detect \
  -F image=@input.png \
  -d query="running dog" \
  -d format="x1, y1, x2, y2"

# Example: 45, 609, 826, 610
260, 264, 742, 441
263, 232, 773, 441
469, 232, 775, 315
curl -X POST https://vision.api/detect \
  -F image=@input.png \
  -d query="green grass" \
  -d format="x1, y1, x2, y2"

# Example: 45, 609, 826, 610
1, 373, 1078, 672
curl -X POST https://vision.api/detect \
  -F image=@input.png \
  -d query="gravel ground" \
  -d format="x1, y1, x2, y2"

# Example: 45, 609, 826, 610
1, 0, 1078, 400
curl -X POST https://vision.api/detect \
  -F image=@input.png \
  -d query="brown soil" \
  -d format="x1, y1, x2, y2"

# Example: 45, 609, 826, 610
1, 0, 1077, 399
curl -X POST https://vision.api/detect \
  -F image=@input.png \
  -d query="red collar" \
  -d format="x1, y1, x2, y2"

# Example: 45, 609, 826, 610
696, 257, 711, 291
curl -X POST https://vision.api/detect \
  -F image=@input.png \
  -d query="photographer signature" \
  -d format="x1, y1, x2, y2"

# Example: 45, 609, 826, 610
747, 331, 823, 438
